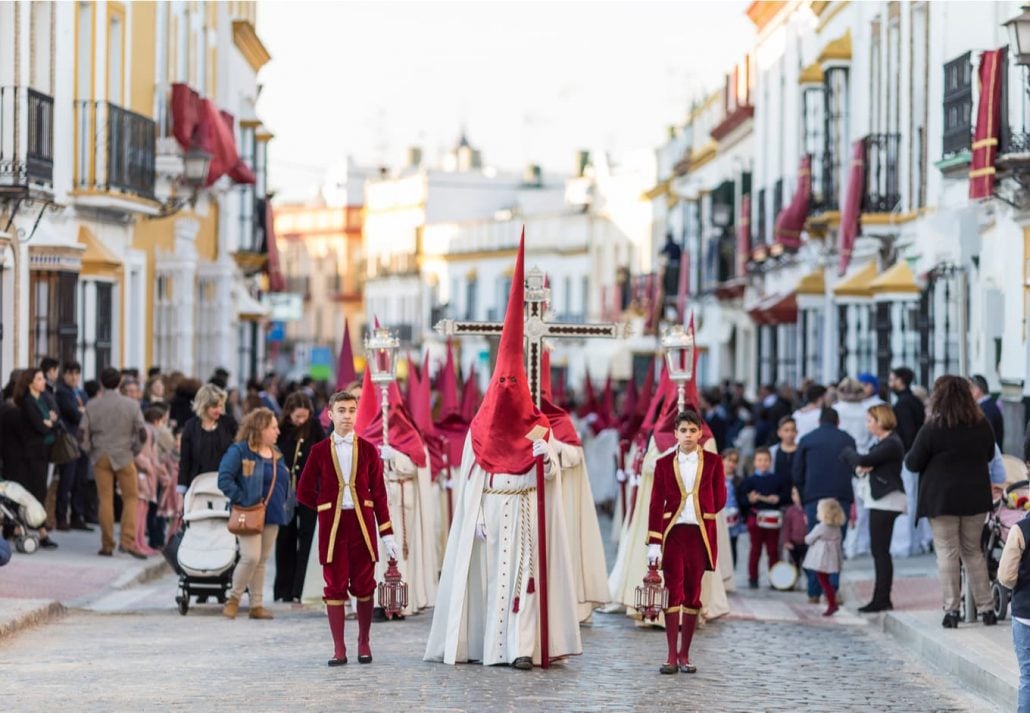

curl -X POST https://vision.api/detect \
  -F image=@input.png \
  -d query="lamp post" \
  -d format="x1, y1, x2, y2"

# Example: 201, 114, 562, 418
1005, 5, 1030, 67
661, 323, 695, 412
364, 324, 400, 449
183, 145, 212, 201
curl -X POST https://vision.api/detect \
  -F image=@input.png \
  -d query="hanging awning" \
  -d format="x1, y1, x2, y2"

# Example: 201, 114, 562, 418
795, 267, 825, 296
818, 29, 852, 66
970, 49, 1005, 200
236, 285, 270, 322
870, 261, 920, 297
748, 292, 798, 325
798, 62, 824, 86
838, 139, 866, 275
171, 83, 256, 187
833, 260, 878, 299
78, 226, 121, 278
774, 155, 811, 250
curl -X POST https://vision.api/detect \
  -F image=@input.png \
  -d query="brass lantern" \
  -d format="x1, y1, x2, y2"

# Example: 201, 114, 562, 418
661, 324, 695, 412
364, 326, 400, 385
377, 557, 409, 619
635, 561, 669, 622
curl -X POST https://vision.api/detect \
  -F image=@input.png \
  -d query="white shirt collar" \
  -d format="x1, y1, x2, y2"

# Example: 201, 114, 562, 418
332, 431, 354, 445
677, 448, 699, 463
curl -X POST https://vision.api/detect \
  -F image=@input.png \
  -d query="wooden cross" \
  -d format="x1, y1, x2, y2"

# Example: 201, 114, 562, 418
434, 265, 631, 406
434, 263, 629, 669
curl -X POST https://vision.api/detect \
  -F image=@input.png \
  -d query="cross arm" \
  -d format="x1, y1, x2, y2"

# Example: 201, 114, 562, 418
434, 319, 505, 338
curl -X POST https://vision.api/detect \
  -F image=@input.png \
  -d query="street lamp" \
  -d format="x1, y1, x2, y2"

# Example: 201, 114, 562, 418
183, 145, 212, 195
661, 323, 695, 412
1004, 5, 1030, 66
364, 324, 400, 448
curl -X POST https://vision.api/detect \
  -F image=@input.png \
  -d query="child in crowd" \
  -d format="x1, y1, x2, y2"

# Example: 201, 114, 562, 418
782, 486, 807, 587
769, 416, 798, 483
146, 404, 180, 546
803, 498, 846, 616
738, 447, 791, 588
721, 448, 746, 567
134, 410, 163, 556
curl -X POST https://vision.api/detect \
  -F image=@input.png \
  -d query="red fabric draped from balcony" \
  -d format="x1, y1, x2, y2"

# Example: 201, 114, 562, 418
170, 83, 255, 187
747, 292, 798, 325
969, 49, 1005, 200
774, 155, 811, 250
838, 140, 866, 275
264, 199, 286, 292
738, 193, 751, 277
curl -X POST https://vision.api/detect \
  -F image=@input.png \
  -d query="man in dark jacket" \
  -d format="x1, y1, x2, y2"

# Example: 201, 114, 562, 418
793, 407, 856, 602
970, 374, 1004, 450
55, 362, 92, 532
889, 366, 924, 451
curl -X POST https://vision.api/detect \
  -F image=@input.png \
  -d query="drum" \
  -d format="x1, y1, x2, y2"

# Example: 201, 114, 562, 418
724, 507, 740, 528
769, 560, 798, 591
756, 509, 783, 529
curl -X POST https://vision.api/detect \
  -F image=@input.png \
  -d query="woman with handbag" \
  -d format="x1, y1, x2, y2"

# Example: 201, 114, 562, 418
217, 407, 290, 620
13, 368, 59, 549
841, 403, 906, 612
273, 393, 325, 602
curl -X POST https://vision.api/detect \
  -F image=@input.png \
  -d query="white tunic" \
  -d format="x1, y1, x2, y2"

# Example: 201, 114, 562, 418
424, 433, 582, 666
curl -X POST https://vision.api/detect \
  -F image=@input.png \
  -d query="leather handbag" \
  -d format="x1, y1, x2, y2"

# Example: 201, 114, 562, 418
49, 428, 81, 465
227, 455, 278, 536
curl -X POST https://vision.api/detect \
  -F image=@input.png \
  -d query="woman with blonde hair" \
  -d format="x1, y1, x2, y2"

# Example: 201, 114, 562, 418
803, 498, 845, 616
218, 407, 291, 620
842, 403, 906, 612
177, 383, 238, 492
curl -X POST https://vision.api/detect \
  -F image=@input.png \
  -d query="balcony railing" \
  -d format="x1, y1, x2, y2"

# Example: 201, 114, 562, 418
0, 86, 54, 190
862, 133, 901, 214
75, 100, 156, 200
817, 151, 840, 212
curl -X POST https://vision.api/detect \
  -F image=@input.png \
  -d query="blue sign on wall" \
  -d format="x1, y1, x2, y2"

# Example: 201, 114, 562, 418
267, 321, 285, 343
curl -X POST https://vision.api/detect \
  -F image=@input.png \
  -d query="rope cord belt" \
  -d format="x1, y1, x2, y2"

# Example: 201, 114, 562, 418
483, 485, 537, 611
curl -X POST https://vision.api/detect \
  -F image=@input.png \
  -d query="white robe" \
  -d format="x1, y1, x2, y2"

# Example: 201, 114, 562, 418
424, 433, 582, 666
375, 452, 423, 616
583, 427, 621, 506
554, 438, 610, 621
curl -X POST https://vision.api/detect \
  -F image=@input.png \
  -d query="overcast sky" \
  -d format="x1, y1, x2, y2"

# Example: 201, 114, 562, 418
256, 1, 754, 202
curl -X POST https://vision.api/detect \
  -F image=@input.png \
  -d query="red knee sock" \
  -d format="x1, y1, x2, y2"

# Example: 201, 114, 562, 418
357, 598, 373, 657
679, 612, 698, 666
326, 604, 346, 660
816, 572, 838, 615
664, 610, 680, 665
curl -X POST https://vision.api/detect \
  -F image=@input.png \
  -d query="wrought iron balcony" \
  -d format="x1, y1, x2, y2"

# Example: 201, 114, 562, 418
0, 86, 54, 191
75, 100, 156, 200
862, 133, 902, 213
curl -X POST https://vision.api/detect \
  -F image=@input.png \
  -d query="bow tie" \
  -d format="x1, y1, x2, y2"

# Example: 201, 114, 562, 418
334, 433, 354, 445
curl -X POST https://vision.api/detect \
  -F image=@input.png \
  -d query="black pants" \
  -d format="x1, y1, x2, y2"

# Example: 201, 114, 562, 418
57, 454, 89, 523
274, 504, 317, 601
869, 509, 900, 605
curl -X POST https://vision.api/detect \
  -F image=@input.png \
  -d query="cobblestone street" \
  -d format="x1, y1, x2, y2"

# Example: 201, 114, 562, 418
0, 564, 998, 712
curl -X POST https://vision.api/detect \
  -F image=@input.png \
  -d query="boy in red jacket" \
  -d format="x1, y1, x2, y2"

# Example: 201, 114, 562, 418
297, 390, 398, 667
647, 410, 726, 674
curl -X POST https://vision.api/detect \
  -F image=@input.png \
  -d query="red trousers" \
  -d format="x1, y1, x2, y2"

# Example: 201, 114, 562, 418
662, 524, 707, 613
746, 516, 781, 581
323, 509, 376, 603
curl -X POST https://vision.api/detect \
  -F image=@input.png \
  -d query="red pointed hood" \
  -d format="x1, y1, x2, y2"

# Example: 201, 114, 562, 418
599, 374, 615, 429
460, 363, 480, 423
355, 366, 428, 468
405, 354, 420, 412
411, 351, 448, 476
577, 368, 599, 417
334, 319, 357, 391
437, 340, 460, 418
469, 231, 550, 473
541, 350, 581, 446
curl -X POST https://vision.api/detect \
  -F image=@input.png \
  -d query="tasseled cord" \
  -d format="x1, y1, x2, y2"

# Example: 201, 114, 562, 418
527, 577, 535, 594
512, 596, 520, 613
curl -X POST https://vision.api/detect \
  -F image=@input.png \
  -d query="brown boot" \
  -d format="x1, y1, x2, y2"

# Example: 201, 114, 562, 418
249, 606, 275, 620
222, 595, 240, 619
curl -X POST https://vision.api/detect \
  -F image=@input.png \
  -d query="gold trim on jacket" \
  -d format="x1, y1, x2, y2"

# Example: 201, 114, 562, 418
662, 447, 714, 568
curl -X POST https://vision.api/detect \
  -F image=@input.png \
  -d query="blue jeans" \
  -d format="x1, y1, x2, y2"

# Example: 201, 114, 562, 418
804, 499, 852, 598
1015, 619, 1030, 713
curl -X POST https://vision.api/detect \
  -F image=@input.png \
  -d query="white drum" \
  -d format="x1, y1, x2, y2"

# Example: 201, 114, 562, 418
769, 560, 798, 591
756, 509, 783, 529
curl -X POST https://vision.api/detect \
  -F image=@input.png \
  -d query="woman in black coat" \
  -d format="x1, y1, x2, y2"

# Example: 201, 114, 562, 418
905, 375, 997, 629
842, 404, 906, 612
273, 392, 326, 602
12, 368, 59, 548
177, 384, 238, 492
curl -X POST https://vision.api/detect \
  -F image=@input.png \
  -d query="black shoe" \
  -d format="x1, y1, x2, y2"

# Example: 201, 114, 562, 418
858, 601, 893, 613
982, 610, 998, 626
358, 654, 372, 664
328, 657, 348, 666
512, 657, 533, 670
56, 521, 71, 532
39, 537, 58, 550
679, 662, 697, 674
942, 611, 960, 628
748, 579, 759, 590
659, 662, 678, 675
372, 607, 387, 622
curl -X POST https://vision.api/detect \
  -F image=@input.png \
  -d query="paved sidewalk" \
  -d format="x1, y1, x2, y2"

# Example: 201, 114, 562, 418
0, 528, 169, 641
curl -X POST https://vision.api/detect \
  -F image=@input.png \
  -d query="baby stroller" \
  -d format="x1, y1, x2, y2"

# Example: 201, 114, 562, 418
173, 472, 238, 615
0, 480, 47, 554
962, 455, 1028, 622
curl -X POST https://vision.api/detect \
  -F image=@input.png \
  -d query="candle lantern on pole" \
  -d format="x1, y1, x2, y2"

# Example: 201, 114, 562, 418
635, 561, 669, 621
661, 324, 695, 412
